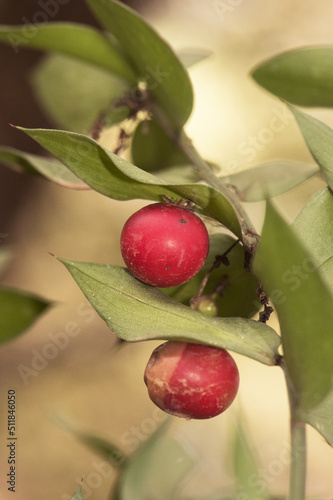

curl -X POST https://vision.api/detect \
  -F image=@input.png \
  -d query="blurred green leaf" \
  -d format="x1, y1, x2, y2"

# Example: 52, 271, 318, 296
292, 187, 333, 292
299, 389, 333, 447
0, 286, 49, 343
163, 234, 260, 319
85, 0, 194, 129
131, 119, 189, 172
31, 53, 129, 132
18, 126, 243, 239
0, 22, 136, 82
0, 145, 88, 189
227, 160, 319, 202
287, 104, 333, 189
177, 48, 213, 69
253, 202, 333, 410
70, 483, 84, 500
116, 418, 194, 499
251, 47, 333, 107
76, 434, 127, 468
232, 415, 270, 500
59, 259, 281, 366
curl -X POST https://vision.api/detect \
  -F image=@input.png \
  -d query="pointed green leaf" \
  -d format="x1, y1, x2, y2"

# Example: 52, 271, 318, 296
58, 259, 281, 366
131, 119, 189, 172
227, 160, 319, 202
292, 188, 333, 292
252, 47, 333, 107
253, 202, 333, 410
163, 234, 260, 319
18, 126, 242, 239
0, 22, 136, 82
85, 0, 193, 129
31, 54, 129, 132
299, 389, 333, 447
177, 48, 213, 69
232, 415, 270, 500
287, 104, 333, 189
117, 419, 194, 500
76, 433, 127, 468
0, 286, 49, 343
0, 146, 88, 189
70, 483, 84, 500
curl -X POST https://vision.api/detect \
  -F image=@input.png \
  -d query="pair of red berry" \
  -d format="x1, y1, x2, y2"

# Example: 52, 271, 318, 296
120, 202, 239, 420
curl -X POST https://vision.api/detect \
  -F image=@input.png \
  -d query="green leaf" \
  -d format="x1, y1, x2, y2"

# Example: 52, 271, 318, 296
232, 415, 270, 500
85, 0, 194, 129
299, 389, 333, 447
287, 104, 333, 189
163, 234, 260, 319
227, 160, 319, 202
70, 483, 84, 500
251, 47, 333, 107
17, 126, 242, 239
58, 259, 281, 366
75, 433, 127, 468
0, 145, 88, 189
253, 202, 333, 410
31, 53, 129, 132
131, 119, 189, 172
0, 286, 49, 343
292, 187, 333, 278
0, 22, 136, 82
177, 48, 213, 69
117, 418, 194, 499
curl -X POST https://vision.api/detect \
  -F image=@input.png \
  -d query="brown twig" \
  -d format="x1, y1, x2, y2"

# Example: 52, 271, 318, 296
190, 238, 240, 309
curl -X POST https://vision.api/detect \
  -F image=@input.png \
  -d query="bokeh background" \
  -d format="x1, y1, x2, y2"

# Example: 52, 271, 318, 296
0, 0, 332, 498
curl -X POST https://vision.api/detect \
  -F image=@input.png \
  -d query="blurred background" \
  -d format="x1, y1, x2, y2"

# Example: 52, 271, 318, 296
0, 0, 332, 498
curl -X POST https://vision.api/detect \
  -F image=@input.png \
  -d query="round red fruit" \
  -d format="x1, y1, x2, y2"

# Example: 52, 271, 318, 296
144, 341, 239, 420
120, 203, 209, 287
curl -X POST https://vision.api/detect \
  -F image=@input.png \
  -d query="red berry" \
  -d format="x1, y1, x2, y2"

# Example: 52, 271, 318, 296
120, 203, 209, 287
144, 341, 239, 419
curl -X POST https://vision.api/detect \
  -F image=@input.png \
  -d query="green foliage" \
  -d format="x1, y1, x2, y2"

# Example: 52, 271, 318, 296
85, 0, 194, 130
0, 286, 49, 343
251, 47, 333, 107
17, 126, 243, 239
163, 234, 260, 318
292, 187, 333, 291
0, 22, 136, 82
0, 145, 87, 188
299, 390, 333, 447
69, 483, 84, 500
131, 119, 189, 172
287, 104, 333, 189
232, 416, 270, 500
58, 258, 281, 366
31, 54, 129, 132
254, 202, 333, 410
113, 419, 195, 500
227, 160, 319, 202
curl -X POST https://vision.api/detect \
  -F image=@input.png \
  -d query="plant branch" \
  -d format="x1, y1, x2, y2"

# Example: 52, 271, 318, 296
289, 420, 307, 500
282, 360, 307, 500
149, 102, 258, 254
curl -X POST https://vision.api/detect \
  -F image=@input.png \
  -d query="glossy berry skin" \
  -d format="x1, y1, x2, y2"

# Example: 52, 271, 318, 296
120, 203, 209, 287
144, 341, 239, 420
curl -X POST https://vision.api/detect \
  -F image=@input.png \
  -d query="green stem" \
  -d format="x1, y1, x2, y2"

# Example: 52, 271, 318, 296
149, 103, 258, 253
289, 420, 307, 500
282, 360, 307, 500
